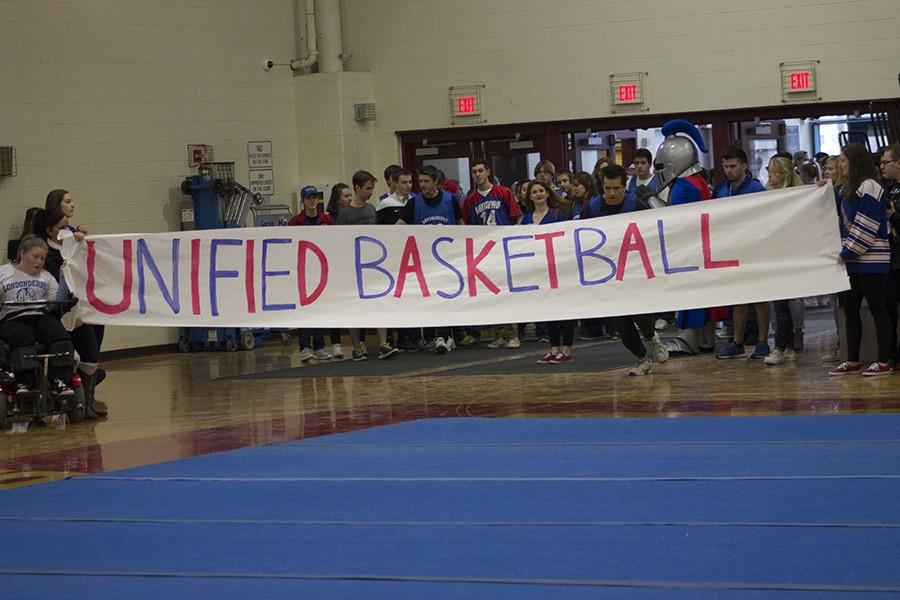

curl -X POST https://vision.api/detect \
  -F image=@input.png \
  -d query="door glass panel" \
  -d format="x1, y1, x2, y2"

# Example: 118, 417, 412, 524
748, 138, 778, 182
491, 152, 540, 187
423, 157, 471, 196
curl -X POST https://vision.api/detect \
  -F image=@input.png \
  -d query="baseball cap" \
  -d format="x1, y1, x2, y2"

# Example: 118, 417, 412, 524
299, 185, 318, 199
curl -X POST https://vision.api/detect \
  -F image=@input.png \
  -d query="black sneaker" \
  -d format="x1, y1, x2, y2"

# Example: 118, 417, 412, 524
51, 379, 75, 399
377, 343, 399, 360
15, 382, 33, 397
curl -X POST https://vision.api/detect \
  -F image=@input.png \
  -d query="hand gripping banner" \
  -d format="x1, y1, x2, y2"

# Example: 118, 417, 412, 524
62, 183, 849, 329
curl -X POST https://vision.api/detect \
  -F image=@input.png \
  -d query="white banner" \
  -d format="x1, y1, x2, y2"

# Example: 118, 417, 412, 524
62, 184, 849, 328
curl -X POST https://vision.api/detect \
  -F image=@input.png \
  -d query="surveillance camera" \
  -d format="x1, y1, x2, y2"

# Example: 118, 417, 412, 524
262, 59, 274, 72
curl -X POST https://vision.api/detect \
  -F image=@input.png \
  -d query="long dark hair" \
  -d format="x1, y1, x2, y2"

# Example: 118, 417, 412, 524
326, 183, 350, 217
20, 207, 42, 237
841, 143, 878, 197
45, 188, 69, 212
523, 180, 568, 214
33, 207, 67, 241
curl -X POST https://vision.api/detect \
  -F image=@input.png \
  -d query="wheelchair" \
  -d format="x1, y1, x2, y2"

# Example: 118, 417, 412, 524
0, 301, 86, 429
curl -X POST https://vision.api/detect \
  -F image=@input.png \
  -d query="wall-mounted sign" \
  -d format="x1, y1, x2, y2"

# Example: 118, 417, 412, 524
249, 169, 274, 196
455, 96, 478, 115
247, 141, 273, 169
609, 72, 648, 113
786, 70, 815, 93
780, 60, 820, 103
449, 85, 485, 124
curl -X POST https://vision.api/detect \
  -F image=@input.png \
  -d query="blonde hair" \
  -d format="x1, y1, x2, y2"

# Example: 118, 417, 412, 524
767, 156, 801, 189
17, 234, 48, 263
824, 156, 846, 191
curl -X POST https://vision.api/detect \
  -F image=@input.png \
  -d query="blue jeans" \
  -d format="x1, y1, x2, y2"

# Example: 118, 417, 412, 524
773, 300, 794, 350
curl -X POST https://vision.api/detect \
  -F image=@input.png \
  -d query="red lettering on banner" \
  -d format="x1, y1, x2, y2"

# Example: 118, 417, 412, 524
191, 239, 201, 315
615, 223, 655, 281
86, 240, 133, 314
245, 239, 256, 313
465, 238, 501, 296
297, 241, 328, 306
701, 213, 740, 269
394, 236, 431, 298
534, 231, 565, 289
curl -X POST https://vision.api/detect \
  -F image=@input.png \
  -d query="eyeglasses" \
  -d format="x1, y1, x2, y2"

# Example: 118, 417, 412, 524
881, 158, 898, 165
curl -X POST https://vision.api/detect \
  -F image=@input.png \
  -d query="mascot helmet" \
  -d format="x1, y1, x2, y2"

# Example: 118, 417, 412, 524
654, 119, 708, 189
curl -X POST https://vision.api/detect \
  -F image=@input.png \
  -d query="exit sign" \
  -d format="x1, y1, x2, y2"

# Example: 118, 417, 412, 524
787, 70, 814, 93
780, 60, 820, 103
616, 84, 639, 104
609, 72, 647, 113
455, 96, 477, 114
449, 85, 485, 123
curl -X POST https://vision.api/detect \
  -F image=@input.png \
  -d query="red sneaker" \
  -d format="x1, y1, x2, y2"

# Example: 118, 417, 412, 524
550, 353, 572, 364
862, 362, 892, 377
828, 362, 860, 376
536, 352, 555, 364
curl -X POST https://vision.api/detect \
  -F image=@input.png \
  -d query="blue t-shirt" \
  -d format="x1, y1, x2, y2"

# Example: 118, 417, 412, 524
715, 173, 766, 198
520, 208, 568, 225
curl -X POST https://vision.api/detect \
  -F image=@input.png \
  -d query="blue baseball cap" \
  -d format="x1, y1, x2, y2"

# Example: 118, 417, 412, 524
299, 185, 319, 199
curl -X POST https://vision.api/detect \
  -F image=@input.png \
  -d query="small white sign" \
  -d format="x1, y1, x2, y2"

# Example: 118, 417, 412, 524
247, 141, 273, 169
249, 169, 275, 196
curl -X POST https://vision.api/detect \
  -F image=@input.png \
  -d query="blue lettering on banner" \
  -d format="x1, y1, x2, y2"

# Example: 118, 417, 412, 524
574, 228, 616, 285
657, 219, 699, 275
137, 238, 180, 315
502, 235, 539, 293
355, 236, 395, 299
209, 239, 242, 317
262, 238, 296, 311
431, 237, 465, 299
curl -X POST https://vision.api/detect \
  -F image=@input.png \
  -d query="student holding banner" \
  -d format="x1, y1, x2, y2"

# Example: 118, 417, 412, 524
396, 165, 464, 355
462, 159, 523, 349
592, 165, 669, 376
338, 171, 399, 361
715, 146, 770, 360
289, 185, 335, 362
521, 180, 575, 364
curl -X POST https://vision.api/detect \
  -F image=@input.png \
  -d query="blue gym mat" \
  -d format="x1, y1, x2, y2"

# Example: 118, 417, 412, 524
2, 414, 900, 598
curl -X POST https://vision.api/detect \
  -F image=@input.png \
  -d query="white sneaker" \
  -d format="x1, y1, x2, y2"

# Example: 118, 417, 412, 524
504, 337, 521, 349
313, 348, 332, 360
654, 318, 668, 331
445, 337, 456, 352
783, 348, 796, 361
332, 343, 344, 359
433, 337, 448, 355
628, 358, 652, 376
648, 333, 669, 364
764, 348, 785, 365
487, 337, 508, 349
299, 347, 314, 362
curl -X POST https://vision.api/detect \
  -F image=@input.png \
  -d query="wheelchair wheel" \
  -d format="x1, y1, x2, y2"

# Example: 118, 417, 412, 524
239, 330, 256, 351
0, 390, 8, 429
68, 386, 86, 424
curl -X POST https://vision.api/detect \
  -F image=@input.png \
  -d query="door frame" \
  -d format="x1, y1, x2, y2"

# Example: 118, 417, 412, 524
399, 98, 900, 184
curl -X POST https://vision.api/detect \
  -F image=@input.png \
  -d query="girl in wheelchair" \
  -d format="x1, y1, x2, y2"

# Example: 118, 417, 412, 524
0, 235, 76, 398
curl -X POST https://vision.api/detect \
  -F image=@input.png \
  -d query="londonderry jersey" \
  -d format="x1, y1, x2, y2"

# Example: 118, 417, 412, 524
0, 263, 58, 321
462, 184, 521, 225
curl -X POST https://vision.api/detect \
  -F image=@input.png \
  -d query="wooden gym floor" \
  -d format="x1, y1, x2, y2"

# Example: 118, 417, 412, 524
2, 316, 899, 490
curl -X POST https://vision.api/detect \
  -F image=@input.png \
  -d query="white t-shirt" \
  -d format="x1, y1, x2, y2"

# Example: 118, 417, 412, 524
0, 263, 58, 321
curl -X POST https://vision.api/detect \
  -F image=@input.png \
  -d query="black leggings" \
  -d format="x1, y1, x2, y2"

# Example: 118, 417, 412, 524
0, 314, 72, 384
609, 314, 656, 359
885, 270, 900, 359
547, 320, 575, 347
845, 273, 892, 363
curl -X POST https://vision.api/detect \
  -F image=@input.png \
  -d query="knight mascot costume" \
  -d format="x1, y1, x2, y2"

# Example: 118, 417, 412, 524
637, 119, 721, 354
